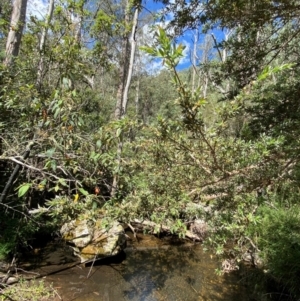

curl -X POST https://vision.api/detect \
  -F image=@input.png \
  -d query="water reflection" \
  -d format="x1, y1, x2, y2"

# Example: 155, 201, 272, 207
45, 243, 250, 301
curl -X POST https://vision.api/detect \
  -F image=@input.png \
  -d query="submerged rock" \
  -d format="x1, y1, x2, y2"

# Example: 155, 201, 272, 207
60, 220, 127, 263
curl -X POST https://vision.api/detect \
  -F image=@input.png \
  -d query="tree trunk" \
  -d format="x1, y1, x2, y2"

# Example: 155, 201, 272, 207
4, 0, 28, 66
111, 4, 139, 197
135, 77, 140, 117
120, 7, 139, 116
36, 0, 55, 90
114, 4, 130, 120
191, 28, 199, 93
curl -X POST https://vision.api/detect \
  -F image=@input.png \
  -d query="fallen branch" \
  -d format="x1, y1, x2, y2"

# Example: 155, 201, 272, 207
8, 157, 61, 181
126, 223, 138, 241
132, 219, 202, 241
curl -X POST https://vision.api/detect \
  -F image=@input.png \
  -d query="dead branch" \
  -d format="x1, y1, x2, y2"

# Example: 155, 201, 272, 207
126, 223, 138, 241
132, 219, 202, 241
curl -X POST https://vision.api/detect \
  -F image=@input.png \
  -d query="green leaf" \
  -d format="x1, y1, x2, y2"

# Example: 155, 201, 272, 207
17, 183, 31, 198
58, 178, 68, 187
139, 46, 156, 55
116, 128, 122, 137
96, 140, 102, 148
46, 148, 56, 158
257, 63, 295, 82
78, 187, 89, 196
51, 160, 57, 171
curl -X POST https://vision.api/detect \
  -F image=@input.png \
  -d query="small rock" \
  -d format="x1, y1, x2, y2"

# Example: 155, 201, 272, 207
6, 276, 18, 285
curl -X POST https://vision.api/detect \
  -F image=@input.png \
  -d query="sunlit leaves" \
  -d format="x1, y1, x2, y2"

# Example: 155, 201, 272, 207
78, 187, 89, 196
257, 63, 296, 82
16, 183, 31, 198
140, 26, 185, 69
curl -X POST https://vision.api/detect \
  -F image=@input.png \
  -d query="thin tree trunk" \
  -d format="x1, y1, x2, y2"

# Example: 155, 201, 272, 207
114, 64, 127, 119
134, 49, 142, 118
4, 0, 28, 66
135, 77, 140, 117
114, 4, 130, 120
191, 28, 199, 93
36, 0, 55, 90
111, 5, 139, 197
210, 30, 233, 95
121, 7, 139, 115
203, 75, 208, 98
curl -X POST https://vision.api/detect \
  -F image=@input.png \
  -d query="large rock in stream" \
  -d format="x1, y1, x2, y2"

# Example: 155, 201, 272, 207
60, 220, 127, 263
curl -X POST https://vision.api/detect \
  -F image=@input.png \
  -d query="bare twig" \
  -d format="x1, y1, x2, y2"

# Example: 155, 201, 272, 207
52, 286, 62, 300
127, 223, 138, 241
14, 268, 40, 276
245, 236, 260, 252
87, 256, 96, 279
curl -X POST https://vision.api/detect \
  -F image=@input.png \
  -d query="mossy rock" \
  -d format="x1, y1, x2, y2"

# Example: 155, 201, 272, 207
60, 219, 126, 263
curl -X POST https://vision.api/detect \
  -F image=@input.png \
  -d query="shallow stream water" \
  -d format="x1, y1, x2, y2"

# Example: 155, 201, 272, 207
32, 235, 252, 301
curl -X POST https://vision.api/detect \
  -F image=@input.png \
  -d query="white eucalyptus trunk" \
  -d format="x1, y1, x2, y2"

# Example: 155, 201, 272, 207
120, 7, 139, 116
36, 0, 55, 89
191, 28, 199, 93
4, 0, 28, 66
111, 4, 139, 197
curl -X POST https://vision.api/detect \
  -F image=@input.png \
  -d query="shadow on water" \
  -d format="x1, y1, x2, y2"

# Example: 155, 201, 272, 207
41, 238, 252, 301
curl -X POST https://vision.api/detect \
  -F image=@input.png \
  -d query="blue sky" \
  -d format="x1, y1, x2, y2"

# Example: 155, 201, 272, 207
27, 0, 225, 72
140, 0, 226, 71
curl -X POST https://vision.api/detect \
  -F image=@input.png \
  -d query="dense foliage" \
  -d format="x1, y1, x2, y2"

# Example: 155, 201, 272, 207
1, 0, 300, 299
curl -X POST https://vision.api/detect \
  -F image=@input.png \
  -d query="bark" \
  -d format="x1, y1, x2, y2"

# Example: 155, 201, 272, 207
4, 0, 28, 66
114, 65, 127, 119
121, 7, 139, 115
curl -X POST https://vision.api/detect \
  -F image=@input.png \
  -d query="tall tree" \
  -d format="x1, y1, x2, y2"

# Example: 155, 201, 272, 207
36, 0, 55, 90
111, 1, 140, 196
4, 0, 28, 66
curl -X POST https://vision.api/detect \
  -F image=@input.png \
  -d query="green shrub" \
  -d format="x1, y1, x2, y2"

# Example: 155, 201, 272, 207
256, 205, 300, 298
0, 279, 56, 301
0, 210, 57, 259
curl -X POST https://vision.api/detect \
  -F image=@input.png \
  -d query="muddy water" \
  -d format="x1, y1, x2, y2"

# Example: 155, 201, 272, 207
39, 235, 250, 301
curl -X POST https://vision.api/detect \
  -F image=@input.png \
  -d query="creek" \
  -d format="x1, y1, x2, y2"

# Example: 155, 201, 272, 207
19, 234, 254, 301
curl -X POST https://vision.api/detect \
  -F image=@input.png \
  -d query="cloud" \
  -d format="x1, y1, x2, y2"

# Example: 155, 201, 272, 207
147, 59, 167, 74
178, 39, 191, 67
